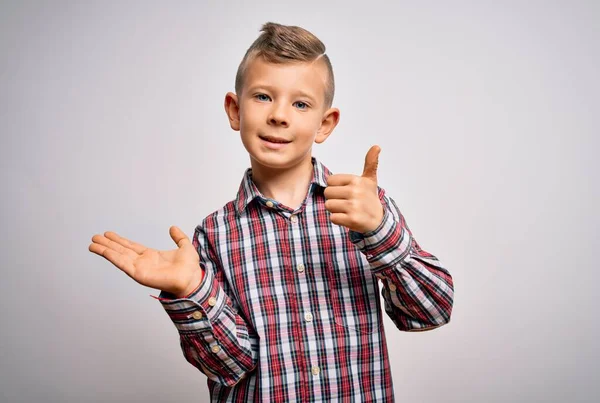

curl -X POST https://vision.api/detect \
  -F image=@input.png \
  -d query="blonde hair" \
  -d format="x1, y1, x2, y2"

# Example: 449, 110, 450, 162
235, 22, 335, 108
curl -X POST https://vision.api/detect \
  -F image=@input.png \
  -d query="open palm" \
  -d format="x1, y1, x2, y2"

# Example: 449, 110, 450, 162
88, 226, 202, 297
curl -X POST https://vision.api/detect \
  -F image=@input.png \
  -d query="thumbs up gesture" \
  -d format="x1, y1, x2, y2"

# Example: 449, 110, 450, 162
324, 145, 385, 233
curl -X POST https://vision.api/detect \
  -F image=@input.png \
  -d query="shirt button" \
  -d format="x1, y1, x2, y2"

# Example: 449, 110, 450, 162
290, 215, 298, 223
208, 297, 217, 306
211, 345, 221, 353
304, 312, 313, 322
266, 201, 274, 208
389, 284, 397, 291
297, 263, 305, 273
191, 311, 203, 320
311, 365, 320, 376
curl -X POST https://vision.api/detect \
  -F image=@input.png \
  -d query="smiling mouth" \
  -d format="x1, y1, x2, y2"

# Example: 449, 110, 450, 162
259, 135, 292, 144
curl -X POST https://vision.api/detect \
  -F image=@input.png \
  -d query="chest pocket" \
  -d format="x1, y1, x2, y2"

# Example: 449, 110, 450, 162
325, 261, 381, 335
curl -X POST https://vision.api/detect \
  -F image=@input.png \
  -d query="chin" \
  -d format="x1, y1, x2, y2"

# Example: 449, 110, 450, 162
250, 152, 290, 168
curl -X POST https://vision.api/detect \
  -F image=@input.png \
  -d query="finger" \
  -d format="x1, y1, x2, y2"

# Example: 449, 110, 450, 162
325, 199, 351, 213
361, 145, 381, 182
326, 174, 355, 187
170, 226, 192, 249
92, 233, 139, 260
329, 212, 351, 227
88, 242, 136, 277
324, 185, 353, 200
104, 231, 148, 255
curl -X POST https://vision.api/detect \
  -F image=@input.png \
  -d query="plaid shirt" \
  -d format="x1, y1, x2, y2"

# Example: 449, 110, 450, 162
157, 157, 454, 402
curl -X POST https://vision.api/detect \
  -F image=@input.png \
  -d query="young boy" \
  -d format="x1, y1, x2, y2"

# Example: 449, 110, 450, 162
89, 22, 454, 402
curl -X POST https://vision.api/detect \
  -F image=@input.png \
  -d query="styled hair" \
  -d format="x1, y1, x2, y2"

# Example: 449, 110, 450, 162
235, 22, 335, 108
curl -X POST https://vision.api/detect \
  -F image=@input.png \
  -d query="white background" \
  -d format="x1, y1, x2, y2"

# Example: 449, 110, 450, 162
1, 1, 598, 402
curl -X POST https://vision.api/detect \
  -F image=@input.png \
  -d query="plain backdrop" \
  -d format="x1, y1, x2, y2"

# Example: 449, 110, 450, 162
1, 1, 598, 402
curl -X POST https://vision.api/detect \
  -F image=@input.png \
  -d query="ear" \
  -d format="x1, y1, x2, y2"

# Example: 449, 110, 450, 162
315, 107, 340, 144
224, 92, 241, 131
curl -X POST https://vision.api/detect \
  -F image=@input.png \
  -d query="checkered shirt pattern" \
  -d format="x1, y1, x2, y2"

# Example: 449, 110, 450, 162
157, 157, 454, 402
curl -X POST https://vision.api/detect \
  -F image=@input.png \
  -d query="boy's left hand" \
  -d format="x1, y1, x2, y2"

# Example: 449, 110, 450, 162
324, 145, 385, 234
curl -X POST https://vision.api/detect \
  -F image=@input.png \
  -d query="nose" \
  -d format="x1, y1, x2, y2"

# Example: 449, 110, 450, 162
268, 103, 289, 127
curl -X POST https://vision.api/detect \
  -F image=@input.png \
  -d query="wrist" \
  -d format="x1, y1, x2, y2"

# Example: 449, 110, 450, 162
175, 269, 205, 299
363, 204, 385, 234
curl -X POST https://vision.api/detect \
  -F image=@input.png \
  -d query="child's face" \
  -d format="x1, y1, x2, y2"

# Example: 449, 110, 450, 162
225, 57, 339, 171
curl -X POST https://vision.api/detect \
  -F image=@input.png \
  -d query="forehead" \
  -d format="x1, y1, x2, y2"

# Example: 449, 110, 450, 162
243, 57, 328, 102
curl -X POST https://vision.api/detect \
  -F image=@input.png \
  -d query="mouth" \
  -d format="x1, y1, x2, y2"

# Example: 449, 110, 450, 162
259, 135, 292, 144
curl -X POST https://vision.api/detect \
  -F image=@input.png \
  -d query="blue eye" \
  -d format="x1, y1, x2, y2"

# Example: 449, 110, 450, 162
294, 101, 308, 110
256, 94, 271, 102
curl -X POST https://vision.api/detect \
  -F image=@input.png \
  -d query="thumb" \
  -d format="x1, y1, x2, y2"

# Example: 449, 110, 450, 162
170, 226, 192, 249
361, 145, 381, 182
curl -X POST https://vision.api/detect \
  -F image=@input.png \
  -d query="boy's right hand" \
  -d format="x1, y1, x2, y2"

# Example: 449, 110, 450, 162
88, 226, 203, 298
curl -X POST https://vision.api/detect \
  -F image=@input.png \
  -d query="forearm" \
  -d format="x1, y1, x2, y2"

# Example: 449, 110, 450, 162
156, 266, 258, 386
350, 191, 454, 331
376, 237, 454, 331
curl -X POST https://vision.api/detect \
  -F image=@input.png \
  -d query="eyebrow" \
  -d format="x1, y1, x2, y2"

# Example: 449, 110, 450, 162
247, 85, 319, 104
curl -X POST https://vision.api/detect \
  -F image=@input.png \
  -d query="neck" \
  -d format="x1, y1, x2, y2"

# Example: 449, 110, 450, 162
250, 155, 314, 209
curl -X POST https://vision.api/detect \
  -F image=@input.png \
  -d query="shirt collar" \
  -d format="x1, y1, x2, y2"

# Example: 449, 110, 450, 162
234, 156, 331, 216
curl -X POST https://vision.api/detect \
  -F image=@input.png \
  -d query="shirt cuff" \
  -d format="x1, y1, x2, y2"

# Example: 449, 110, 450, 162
349, 207, 412, 272
151, 267, 225, 333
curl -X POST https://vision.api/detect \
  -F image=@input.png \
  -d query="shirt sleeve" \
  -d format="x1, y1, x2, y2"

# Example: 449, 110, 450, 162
349, 188, 454, 332
153, 224, 259, 386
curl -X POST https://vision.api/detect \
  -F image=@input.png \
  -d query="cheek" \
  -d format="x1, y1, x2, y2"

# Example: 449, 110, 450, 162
239, 104, 263, 130
298, 116, 322, 136
238, 112, 256, 132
